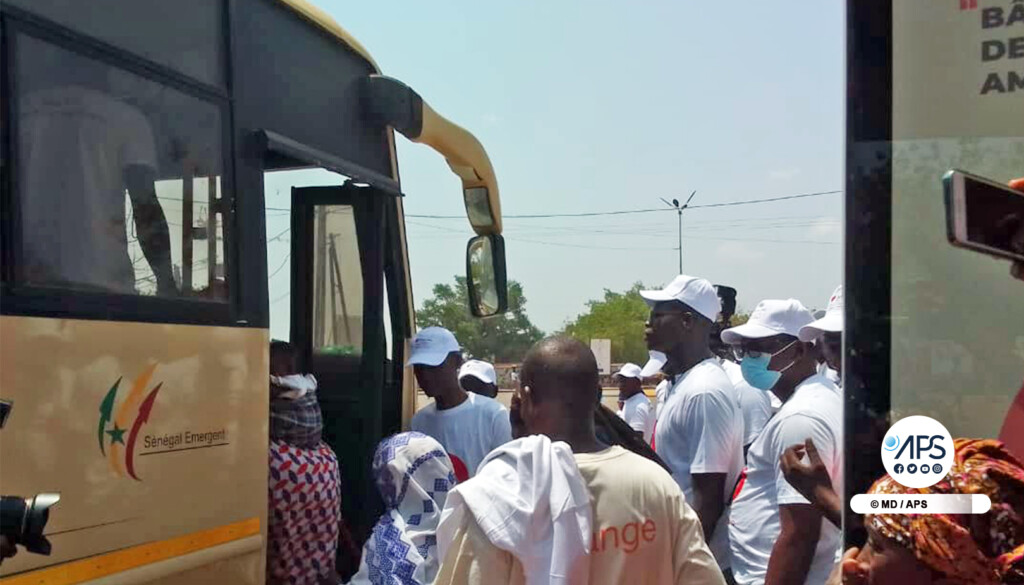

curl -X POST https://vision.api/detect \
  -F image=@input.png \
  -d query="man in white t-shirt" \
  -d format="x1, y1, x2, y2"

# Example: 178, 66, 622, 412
20, 85, 175, 295
721, 299, 842, 585
641, 275, 744, 570
613, 363, 653, 443
409, 327, 512, 482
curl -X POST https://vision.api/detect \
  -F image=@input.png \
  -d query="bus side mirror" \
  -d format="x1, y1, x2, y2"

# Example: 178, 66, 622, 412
466, 235, 508, 317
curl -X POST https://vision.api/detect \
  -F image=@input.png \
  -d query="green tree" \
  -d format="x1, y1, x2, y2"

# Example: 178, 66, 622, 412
562, 282, 651, 364
417, 276, 544, 362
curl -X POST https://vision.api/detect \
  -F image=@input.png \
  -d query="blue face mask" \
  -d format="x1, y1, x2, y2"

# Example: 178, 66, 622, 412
740, 340, 798, 390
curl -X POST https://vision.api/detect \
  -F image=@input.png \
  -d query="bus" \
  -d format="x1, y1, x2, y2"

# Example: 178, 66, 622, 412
845, 0, 1023, 545
0, 0, 506, 582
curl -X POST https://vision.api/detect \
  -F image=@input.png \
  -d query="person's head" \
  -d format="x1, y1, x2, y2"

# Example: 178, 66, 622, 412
614, 363, 643, 399
269, 340, 298, 377
721, 299, 817, 393
847, 439, 1024, 585
709, 285, 734, 361
458, 359, 499, 399
372, 432, 455, 514
798, 285, 844, 375
641, 275, 721, 359
515, 336, 600, 438
406, 327, 463, 399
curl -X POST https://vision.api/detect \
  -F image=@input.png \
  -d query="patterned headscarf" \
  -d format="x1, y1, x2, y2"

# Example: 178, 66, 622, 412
349, 432, 456, 585
866, 439, 1024, 584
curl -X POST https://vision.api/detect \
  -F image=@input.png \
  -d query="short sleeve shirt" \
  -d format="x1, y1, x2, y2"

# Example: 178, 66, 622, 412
412, 392, 513, 481
728, 374, 842, 585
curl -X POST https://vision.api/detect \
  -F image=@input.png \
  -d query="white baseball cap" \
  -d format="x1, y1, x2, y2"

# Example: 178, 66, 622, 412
459, 359, 497, 385
640, 350, 667, 377
614, 363, 642, 380
720, 299, 815, 345
406, 327, 460, 367
640, 275, 722, 322
799, 285, 844, 342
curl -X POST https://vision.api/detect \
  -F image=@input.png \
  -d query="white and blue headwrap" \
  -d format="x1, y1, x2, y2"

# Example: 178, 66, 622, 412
349, 432, 456, 585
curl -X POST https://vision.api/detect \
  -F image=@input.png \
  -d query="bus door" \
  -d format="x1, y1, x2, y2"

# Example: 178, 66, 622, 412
289, 184, 388, 541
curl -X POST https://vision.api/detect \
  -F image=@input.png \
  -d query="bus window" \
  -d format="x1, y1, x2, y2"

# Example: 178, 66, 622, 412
311, 205, 363, 357
4, 0, 224, 88
11, 34, 227, 300
264, 168, 347, 340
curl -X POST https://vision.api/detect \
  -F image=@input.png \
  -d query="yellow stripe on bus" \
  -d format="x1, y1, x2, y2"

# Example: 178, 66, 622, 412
0, 517, 260, 585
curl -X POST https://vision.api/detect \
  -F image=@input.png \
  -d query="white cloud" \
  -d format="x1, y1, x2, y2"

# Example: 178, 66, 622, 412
810, 222, 841, 239
715, 241, 767, 262
769, 168, 801, 180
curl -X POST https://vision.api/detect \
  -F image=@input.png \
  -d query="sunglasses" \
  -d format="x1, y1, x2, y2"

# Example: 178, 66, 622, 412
733, 339, 798, 361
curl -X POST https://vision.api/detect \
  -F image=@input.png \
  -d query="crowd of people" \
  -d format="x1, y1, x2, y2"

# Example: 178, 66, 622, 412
263, 271, 1024, 585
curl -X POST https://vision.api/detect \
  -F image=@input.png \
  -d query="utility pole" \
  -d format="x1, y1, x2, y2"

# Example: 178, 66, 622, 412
660, 190, 697, 273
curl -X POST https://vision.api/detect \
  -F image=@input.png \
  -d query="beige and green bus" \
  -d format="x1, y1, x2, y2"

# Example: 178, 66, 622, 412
0, 1, 505, 582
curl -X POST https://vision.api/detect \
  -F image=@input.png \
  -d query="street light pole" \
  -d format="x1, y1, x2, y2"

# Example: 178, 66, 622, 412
661, 190, 697, 273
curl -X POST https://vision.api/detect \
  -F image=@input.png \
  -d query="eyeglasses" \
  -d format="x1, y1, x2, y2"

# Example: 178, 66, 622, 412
733, 339, 797, 361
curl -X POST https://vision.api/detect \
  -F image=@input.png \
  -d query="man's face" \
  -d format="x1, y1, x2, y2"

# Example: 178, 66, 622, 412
617, 376, 641, 398
414, 354, 458, 398
645, 302, 692, 353
734, 335, 801, 371
820, 331, 842, 374
460, 376, 498, 399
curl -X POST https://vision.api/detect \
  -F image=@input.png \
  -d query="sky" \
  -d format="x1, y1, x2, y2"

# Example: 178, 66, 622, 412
270, 0, 845, 337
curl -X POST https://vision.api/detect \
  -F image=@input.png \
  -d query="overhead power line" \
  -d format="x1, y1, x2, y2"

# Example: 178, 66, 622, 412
405, 190, 841, 220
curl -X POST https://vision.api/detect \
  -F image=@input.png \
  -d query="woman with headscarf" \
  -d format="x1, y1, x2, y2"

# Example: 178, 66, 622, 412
348, 432, 456, 585
267, 341, 356, 585
840, 439, 1024, 585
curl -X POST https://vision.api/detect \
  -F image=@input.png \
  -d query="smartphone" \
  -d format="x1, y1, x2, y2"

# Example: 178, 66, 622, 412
943, 169, 1024, 263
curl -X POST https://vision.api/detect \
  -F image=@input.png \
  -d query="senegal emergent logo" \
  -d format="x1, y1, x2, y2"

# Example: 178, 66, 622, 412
97, 364, 162, 481
880, 415, 955, 489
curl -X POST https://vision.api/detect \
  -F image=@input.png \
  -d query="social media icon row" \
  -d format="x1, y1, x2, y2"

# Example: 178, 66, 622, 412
893, 463, 944, 475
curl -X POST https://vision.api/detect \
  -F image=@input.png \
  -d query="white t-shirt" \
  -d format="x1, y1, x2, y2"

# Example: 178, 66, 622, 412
618, 392, 654, 443
720, 359, 773, 447
654, 358, 743, 567
411, 392, 512, 482
653, 379, 670, 423
728, 373, 842, 585
20, 87, 157, 294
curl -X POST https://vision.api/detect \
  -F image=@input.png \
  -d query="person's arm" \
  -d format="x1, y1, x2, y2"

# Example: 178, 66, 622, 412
769, 416, 840, 584
764, 504, 823, 585
691, 473, 727, 543
671, 493, 727, 585
779, 439, 842, 528
124, 165, 176, 295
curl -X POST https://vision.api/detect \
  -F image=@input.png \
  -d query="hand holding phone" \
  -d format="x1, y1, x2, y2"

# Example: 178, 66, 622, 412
943, 170, 1024, 271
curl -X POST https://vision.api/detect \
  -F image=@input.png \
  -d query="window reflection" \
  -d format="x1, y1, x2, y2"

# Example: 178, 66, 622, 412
14, 35, 227, 300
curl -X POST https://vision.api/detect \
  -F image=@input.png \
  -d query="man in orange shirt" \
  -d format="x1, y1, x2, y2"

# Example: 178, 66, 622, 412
435, 337, 725, 585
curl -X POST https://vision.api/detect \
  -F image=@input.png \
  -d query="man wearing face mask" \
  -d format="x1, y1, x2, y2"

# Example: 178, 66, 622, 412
641, 275, 744, 572
721, 300, 842, 585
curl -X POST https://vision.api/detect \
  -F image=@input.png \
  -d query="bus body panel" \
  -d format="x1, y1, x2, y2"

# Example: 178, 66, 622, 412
0, 316, 268, 581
